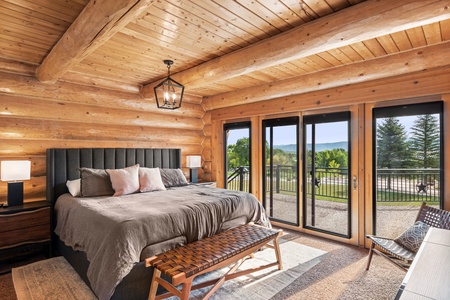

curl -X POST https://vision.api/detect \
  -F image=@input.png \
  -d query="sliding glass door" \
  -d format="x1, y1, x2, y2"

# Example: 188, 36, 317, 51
224, 122, 251, 192
303, 112, 351, 237
262, 117, 299, 225
373, 102, 443, 237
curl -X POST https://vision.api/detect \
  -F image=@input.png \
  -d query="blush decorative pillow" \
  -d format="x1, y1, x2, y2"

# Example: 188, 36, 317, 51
139, 167, 166, 192
79, 167, 115, 197
394, 221, 430, 253
66, 179, 81, 197
160, 168, 189, 188
106, 164, 140, 196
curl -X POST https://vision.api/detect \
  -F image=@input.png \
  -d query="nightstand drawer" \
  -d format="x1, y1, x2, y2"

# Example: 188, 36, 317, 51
0, 207, 50, 249
0, 223, 50, 249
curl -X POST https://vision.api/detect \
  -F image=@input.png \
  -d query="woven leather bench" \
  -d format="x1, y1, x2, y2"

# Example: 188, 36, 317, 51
145, 224, 283, 300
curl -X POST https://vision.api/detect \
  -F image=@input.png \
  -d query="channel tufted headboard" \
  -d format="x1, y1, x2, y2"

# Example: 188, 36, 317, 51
46, 148, 181, 205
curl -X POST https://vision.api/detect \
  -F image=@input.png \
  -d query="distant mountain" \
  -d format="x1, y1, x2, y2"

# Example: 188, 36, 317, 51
274, 141, 348, 152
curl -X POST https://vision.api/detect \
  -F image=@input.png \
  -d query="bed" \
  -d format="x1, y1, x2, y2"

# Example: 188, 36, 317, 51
46, 148, 269, 300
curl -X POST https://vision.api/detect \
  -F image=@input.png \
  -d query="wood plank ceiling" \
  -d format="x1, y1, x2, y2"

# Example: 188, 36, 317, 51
1, 0, 450, 108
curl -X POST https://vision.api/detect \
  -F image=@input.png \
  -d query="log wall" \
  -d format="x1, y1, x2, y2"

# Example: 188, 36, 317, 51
0, 70, 205, 203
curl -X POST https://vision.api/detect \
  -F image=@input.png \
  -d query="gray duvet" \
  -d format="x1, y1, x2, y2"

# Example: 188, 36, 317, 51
54, 185, 269, 300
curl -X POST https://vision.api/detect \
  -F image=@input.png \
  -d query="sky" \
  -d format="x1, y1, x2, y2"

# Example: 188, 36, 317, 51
227, 115, 426, 146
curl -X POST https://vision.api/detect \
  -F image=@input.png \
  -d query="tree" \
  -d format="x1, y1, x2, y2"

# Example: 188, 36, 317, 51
409, 114, 440, 168
315, 148, 348, 169
227, 137, 250, 170
376, 117, 411, 168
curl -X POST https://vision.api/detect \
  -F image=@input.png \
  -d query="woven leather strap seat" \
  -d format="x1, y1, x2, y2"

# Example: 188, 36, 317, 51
366, 202, 450, 271
146, 224, 282, 300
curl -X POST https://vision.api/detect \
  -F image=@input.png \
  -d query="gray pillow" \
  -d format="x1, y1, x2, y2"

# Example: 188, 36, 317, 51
394, 221, 430, 253
79, 167, 114, 197
160, 168, 189, 188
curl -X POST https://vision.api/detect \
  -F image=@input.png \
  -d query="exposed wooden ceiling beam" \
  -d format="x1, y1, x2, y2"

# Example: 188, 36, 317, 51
202, 41, 450, 110
35, 0, 156, 83
140, 0, 450, 99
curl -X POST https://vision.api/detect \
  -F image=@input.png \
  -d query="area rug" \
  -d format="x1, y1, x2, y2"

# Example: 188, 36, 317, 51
12, 256, 96, 300
11, 239, 327, 300
178, 238, 328, 300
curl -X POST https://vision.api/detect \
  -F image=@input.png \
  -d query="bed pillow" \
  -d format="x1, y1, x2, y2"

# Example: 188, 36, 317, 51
160, 168, 189, 187
66, 179, 81, 197
79, 167, 115, 197
107, 164, 140, 196
139, 167, 166, 192
394, 221, 430, 253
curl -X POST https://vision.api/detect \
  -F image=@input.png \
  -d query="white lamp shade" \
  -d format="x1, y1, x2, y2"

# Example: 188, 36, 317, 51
1, 160, 31, 181
186, 156, 202, 168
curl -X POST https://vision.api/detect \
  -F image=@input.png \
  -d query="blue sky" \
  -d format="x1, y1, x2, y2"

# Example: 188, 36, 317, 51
227, 115, 424, 146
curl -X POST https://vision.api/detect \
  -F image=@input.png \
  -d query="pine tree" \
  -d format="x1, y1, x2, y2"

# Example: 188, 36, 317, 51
409, 114, 440, 168
376, 117, 410, 168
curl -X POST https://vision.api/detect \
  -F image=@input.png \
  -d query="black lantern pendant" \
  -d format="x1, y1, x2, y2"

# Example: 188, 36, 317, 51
154, 60, 184, 109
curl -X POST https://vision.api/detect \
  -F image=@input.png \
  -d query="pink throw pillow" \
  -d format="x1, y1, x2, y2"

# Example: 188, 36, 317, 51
139, 167, 166, 192
107, 164, 140, 196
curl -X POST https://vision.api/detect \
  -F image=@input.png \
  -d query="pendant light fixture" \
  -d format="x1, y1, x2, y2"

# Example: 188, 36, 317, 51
154, 60, 184, 109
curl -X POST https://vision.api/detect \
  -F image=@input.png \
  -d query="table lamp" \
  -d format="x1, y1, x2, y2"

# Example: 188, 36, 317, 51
186, 156, 202, 183
1, 160, 31, 206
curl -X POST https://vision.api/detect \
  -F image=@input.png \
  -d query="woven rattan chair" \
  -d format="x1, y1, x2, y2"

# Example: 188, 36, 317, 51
366, 202, 450, 271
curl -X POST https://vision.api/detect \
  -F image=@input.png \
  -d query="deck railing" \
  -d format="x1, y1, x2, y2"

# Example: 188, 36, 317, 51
227, 165, 440, 202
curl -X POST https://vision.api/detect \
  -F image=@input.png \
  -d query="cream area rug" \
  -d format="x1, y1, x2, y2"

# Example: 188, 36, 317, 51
173, 238, 328, 300
12, 256, 96, 300
12, 239, 327, 300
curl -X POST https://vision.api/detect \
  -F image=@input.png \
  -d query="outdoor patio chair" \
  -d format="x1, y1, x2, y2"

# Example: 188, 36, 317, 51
366, 202, 450, 271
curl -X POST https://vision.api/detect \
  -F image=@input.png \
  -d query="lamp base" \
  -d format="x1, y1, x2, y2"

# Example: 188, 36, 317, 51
8, 182, 24, 206
189, 169, 198, 183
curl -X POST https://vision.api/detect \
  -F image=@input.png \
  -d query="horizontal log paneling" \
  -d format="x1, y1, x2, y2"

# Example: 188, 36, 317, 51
0, 70, 206, 203
0, 140, 203, 159
0, 57, 36, 76
60, 72, 141, 93
1, 95, 203, 130
211, 67, 450, 120
0, 117, 204, 144
0, 72, 202, 109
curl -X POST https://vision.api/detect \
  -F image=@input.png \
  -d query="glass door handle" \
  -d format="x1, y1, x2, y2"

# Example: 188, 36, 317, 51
353, 175, 357, 190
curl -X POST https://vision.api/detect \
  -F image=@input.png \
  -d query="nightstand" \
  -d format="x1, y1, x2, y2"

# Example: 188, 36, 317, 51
0, 200, 51, 262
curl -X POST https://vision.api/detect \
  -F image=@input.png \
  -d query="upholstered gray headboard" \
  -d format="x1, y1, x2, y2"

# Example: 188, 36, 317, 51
46, 148, 181, 205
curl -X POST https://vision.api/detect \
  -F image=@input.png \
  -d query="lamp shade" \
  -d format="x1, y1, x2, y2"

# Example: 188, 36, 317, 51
1, 160, 31, 181
186, 156, 202, 168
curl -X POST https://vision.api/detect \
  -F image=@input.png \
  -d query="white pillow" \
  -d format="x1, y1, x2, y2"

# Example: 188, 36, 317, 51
139, 167, 166, 192
106, 164, 140, 196
66, 179, 81, 197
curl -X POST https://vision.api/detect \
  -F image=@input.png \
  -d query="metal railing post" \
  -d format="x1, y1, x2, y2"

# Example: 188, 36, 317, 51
275, 165, 280, 193
239, 166, 244, 191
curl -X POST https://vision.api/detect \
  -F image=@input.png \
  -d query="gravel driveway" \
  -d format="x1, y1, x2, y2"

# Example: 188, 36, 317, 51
268, 194, 435, 237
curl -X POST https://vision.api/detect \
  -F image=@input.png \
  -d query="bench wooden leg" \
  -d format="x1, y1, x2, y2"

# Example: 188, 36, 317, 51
148, 269, 161, 300
180, 280, 193, 300
273, 233, 283, 270
147, 226, 283, 300
201, 258, 245, 300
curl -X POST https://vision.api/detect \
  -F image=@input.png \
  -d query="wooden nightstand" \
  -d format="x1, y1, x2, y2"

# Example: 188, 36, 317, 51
0, 200, 51, 262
